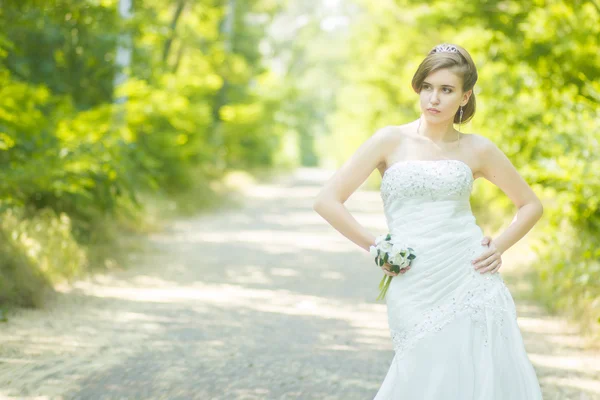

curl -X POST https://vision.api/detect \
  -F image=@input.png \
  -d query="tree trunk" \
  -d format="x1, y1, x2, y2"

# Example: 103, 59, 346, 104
162, 0, 187, 66
112, 0, 133, 132
113, 0, 133, 106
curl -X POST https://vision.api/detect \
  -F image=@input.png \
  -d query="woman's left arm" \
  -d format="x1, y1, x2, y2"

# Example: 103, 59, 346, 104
472, 137, 544, 274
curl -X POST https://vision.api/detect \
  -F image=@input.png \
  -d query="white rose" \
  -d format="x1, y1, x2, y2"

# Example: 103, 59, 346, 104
387, 253, 397, 265
388, 252, 401, 265
375, 234, 387, 245
391, 243, 407, 256
398, 258, 410, 269
379, 240, 393, 253
394, 253, 407, 266
369, 245, 379, 258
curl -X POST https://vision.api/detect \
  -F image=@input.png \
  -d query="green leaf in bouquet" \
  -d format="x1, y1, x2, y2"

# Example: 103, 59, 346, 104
385, 233, 391, 241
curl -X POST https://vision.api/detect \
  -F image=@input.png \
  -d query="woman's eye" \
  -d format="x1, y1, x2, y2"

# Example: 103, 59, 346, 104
422, 85, 451, 93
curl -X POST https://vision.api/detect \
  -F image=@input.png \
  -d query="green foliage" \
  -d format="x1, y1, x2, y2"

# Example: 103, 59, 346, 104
0, 208, 86, 307
0, 227, 48, 308
0, 0, 293, 307
1, 0, 119, 109
532, 222, 600, 333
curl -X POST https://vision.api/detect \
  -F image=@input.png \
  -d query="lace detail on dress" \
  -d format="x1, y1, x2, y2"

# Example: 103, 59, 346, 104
388, 248, 516, 359
380, 160, 474, 204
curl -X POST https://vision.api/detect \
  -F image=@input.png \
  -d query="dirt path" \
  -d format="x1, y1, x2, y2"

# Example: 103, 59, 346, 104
0, 168, 598, 400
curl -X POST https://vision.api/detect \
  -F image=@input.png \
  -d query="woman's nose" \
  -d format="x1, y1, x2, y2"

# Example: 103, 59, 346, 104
430, 90, 440, 104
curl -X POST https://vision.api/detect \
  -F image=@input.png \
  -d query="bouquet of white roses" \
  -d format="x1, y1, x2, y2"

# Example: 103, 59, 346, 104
369, 233, 416, 301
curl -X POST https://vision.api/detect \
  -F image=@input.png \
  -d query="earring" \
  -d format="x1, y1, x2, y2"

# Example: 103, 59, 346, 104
457, 106, 463, 146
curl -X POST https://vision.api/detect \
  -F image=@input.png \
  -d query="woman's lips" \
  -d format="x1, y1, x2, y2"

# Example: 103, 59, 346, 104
427, 108, 440, 114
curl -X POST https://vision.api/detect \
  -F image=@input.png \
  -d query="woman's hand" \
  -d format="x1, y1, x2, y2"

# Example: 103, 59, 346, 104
472, 236, 503, 274
381, 262, 411, 277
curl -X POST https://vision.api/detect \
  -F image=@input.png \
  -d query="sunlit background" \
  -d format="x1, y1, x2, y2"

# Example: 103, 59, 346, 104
0, 0, 598, 398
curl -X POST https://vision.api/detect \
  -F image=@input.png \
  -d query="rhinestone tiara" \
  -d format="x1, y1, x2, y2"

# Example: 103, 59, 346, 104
431, 44, 459, 54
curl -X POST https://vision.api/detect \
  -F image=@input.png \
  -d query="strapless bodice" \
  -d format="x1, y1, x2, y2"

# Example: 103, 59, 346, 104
380, 159, 474, 204
379, 159, 479, 253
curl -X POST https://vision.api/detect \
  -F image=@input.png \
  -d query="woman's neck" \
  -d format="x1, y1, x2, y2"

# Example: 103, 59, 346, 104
416, 117, 458, 144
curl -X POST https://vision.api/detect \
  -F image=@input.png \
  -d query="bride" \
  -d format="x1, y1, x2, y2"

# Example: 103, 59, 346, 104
313, 43, 544, 399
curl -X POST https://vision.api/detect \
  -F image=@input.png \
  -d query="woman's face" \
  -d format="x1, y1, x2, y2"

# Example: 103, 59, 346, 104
419, 68, 471, 122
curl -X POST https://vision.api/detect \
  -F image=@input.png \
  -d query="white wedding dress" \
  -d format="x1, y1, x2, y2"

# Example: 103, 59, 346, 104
374, 159, 543, 399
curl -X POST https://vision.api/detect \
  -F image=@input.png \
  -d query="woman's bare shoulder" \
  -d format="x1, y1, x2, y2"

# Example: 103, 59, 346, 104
372, 124, 413, 145
462, 133, 498, 175
371, 124, 412, 172
463, 133, 496, 154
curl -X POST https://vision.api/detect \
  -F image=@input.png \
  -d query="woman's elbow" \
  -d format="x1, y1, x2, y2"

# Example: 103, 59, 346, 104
312, 197, 326, 213
530, 200, 544, 221
313, 195, 334, 214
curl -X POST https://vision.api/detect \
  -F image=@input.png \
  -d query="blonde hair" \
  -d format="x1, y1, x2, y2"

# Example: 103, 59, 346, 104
411, 43, 478, 124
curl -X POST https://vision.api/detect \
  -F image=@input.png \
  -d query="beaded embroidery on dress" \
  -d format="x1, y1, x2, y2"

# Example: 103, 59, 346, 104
374, 159, 543, 400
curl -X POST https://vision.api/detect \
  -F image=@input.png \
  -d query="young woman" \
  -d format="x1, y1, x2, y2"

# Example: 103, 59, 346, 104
313, 43, 544, 399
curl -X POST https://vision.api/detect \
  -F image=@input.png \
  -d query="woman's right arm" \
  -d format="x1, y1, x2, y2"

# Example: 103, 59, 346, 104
312, 126, 395, 253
